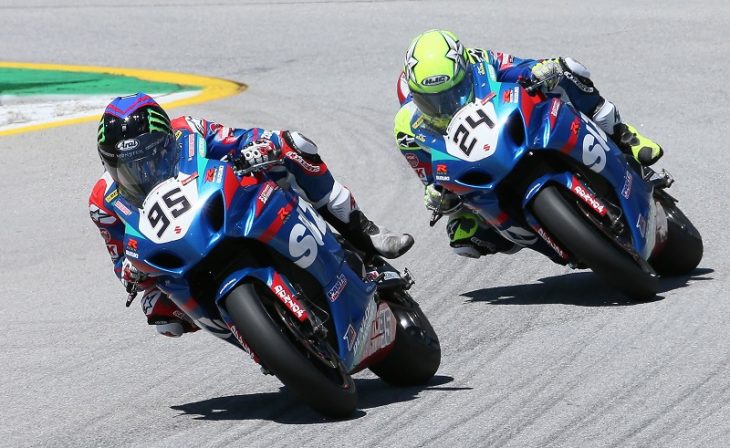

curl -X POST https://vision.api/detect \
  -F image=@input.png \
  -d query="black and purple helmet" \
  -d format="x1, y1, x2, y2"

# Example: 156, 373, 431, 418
97, 93, 178, 207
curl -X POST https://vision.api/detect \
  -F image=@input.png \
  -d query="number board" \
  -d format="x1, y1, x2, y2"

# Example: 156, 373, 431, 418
445, 101, 500, 162
139, 176, 198, 243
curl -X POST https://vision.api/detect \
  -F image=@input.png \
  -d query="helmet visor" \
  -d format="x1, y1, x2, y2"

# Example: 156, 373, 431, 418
110, 132, 179, 207
411, 69, 474, 130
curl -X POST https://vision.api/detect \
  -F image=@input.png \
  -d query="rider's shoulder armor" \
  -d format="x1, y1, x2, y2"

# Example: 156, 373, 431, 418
394, 102, 421, 151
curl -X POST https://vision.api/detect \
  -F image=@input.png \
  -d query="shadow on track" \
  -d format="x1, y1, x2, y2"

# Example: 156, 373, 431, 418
170, 375, 464, 424
461, 268, 713, 307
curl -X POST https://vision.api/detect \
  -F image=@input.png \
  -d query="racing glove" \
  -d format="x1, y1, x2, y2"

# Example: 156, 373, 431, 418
424, 184, 462, 214
121, 258, 155, 292
531, 58, 563, 91
238, 140, 281, 170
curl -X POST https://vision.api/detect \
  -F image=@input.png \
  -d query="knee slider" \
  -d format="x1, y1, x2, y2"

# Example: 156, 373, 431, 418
563, 57, 591, 79
592, 100, 622, 135
284, 131, 319, 155
156, 322, 184, 337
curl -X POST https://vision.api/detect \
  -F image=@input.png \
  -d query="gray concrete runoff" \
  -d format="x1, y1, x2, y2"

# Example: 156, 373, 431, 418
0, 1, 727, 447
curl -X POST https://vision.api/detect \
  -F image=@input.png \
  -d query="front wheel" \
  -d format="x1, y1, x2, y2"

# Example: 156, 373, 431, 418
369, 293, 441, 386
532, 185, 658, 300
225, 282, 357, 418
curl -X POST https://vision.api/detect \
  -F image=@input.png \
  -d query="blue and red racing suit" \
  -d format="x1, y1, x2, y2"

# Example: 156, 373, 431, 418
394, 49, 622, 257
89, 117, 359, 336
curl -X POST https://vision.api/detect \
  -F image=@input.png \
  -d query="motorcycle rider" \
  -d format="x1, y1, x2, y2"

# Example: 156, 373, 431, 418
394, 29, 664, 258
90, 93, 414, 337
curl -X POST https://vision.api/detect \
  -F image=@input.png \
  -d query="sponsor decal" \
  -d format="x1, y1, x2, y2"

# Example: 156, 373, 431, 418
405, 152, 420, 168
124, 249, 138, 259
287, 199, 328, 269
359, 303, 397, 362
365, 271, 379, 282
174, 225, 182, 234
435, 174, 450, 181
581, 117, 610, 173
258, 183, 274, 205
273, 283, 307, 320
127, 238, 138, 251
483, 143, 491, 152
570, 120, 580, 136
571, 181, 608, 216
89, 204, 117, 225
215, 165, 224, 183
350, 300, 376, 356
477, 63, 485, 75
550, 99, 561, 117
327, 274, 348, 302
622, 171, 633, 199
227, 322, 255, 358
415, 167, 428, 181
436, 164, 448, 174
537, 226, 566, 259
480, 92, 496, 105
285, 151, 321, 173
205, 168, 216, 183
116, 139, 138, 151
174, 130, 182, 140
105, 189, 119, 203
114, 200, 132, 216
99, 228, 111, 242
180, 172, 198, 186
421, 74, 450, 86
414, 133, 426, 143
413, 116, 425, 129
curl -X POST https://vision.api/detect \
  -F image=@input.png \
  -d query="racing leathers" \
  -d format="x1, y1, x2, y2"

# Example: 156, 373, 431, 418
90, 116, 413, 336
394, 49, 660, 258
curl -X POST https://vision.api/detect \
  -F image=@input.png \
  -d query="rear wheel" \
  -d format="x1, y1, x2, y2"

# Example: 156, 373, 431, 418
532, 185, 658, 300
649, 190, 703, 276
369, 293, 441, 386
225, 282, 357, 418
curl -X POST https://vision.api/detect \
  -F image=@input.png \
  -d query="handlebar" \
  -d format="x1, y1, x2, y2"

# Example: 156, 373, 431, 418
518, 74, 562, 96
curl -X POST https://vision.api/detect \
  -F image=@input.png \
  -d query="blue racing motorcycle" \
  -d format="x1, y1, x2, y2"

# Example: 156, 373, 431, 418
119, 132, 440, 417
423, 71, 702, 300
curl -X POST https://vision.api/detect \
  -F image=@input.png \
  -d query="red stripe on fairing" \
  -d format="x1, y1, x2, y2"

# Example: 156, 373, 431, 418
519, 88, 541, 126
259, 201, 294, 244
560, 118, 581, 154
222, 165, 240, 208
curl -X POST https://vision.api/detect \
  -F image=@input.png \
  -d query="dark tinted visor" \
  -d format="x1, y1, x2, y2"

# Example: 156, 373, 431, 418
411, 69, 474, 127
108, 132, 179, 207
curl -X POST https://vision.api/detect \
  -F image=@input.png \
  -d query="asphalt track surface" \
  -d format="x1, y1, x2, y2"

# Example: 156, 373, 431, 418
1, 1, 728, 447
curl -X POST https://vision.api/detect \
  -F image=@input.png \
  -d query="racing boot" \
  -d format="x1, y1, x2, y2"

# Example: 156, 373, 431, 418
446, 212, 519, 258
613, 123, 664, 166
340, 210, 414, 259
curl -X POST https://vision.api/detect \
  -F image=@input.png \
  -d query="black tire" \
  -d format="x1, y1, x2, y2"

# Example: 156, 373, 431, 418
649, 194, 703, 276
369, 297, 441, 386
225, 282, 357, 418
532, 185, 658, 300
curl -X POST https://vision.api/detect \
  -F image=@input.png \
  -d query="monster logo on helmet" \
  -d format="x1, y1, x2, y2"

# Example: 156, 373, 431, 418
404, 30, 475, 131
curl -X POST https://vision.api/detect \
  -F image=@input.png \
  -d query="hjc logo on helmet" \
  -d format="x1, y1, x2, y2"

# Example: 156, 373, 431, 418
116, 139, 139, 151
422, 75, 451, 86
